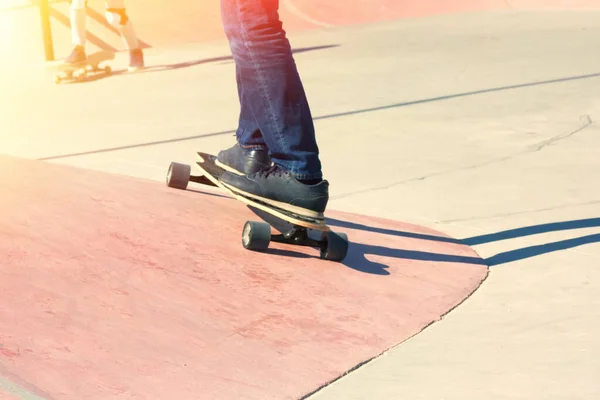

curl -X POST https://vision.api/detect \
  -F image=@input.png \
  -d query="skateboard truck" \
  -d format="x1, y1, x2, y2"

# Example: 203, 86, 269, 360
166, 160, 349, 262
54, 64, 111, 84
241, 217, 349, 261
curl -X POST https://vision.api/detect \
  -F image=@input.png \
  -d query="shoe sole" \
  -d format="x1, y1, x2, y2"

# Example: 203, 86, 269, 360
220, 181, 325, 220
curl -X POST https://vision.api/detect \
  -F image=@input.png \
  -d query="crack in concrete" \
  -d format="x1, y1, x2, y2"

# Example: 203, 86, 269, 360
530, 115, 593, 152
332, 115, 594, 201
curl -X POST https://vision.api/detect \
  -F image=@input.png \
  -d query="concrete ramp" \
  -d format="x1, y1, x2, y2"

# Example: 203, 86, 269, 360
0, 155, 488, 399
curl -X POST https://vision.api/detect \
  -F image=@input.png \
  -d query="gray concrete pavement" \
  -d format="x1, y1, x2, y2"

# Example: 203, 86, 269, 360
1, 9, 599, 400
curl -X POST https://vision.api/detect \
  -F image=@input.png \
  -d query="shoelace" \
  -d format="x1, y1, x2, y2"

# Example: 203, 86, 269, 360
256, 165, 286, 179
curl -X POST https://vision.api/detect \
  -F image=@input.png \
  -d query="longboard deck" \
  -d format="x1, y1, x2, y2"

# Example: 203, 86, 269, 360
49, 51, 114, 71
194, 152, 330, 232
49, 51, 114, 83
165, 155, 348, 261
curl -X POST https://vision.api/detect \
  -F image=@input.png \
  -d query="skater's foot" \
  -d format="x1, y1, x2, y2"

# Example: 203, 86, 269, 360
219, 165, 329, 219
65, 45, 86, 64
216, 143, 272, 175
128, 48, 144, 71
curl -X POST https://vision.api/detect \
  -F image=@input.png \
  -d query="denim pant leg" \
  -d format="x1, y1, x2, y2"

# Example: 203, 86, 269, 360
234, 63, 266, 149
220, 0, 322, 180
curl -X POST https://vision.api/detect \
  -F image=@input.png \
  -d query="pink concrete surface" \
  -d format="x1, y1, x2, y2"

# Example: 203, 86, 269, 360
3, 0, 598, 65
0, 155, 488, 399
97, 0, 600, 48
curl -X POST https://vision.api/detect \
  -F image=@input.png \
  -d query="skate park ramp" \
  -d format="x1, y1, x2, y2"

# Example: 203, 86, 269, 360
0, 154, 487, 399
2, 0, 599, 65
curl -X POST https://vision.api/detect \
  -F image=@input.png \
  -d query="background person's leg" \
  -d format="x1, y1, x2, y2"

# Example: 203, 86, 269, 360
105, 0, 144, 70
66, 0, 87, 63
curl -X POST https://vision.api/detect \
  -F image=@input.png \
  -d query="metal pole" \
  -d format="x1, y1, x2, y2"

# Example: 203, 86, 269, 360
39, 0, 55, 61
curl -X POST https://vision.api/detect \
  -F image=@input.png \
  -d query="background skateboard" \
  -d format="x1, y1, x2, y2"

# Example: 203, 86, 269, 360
166, 152, 349, 261
49, 50, 114, 84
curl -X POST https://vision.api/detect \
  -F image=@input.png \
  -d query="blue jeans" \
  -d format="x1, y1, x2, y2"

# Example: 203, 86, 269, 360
220, 0, 322, 180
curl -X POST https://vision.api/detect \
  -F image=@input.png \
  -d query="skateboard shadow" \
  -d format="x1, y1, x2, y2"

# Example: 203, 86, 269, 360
326, 217, 461, 244
265, 228, 483, 276
186, 188, 230, 199
131, 44, 340, 75
50, 44, 339, 84
485, 233, 600, 266
325, 217, 484, 274
328, 216, 600, 270
465, 217, 600, 267
463, 217, 600, 246
341, 241, 486, 276
264, 248, 312, 259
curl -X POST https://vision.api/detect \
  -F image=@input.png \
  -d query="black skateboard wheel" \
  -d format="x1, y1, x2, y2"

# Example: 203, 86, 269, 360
320, 231, 349, 262
242, 221, 271, 251
166, 162, 191, 190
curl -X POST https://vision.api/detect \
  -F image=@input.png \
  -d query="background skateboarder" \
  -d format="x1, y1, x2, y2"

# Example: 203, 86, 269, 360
66, 0, 144, 71
215, 0, 329, 219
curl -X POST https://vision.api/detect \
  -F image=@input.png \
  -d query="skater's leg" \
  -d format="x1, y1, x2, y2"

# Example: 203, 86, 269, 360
217, 0, 328, 217
70, 0, 87, 46
220, 0, 322, 180
215, 63, 273, 176
105, 0, 144, 69
67, 0, 88, 63
104, 0, 138, 50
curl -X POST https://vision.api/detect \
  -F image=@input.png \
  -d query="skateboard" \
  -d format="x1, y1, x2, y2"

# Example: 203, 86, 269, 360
165, 152, 349, 262
50, 51, 114, 84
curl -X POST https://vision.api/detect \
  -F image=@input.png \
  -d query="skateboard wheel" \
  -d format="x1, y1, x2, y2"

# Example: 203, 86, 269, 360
166, 162, 191, 190
320, 231, 349, 262
54, 75, 61, 84
104, 66, 112, 74
242, 221, 271, 251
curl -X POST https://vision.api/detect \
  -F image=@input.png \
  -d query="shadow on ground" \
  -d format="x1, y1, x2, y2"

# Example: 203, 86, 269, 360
326, 217, 484, 275
243, 206, 486, 275
328, 217, 600, 270
464, 218, 600, 266
49, 44, 340, 84
136, 44, 340, 74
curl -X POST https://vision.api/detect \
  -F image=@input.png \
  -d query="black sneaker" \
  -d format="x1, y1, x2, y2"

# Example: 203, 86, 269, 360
219, 165, 329, 219
66, 45, 87, 64
216, 143, 272, 176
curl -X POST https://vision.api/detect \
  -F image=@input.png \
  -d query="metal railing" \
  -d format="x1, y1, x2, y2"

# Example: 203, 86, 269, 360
38, 0, 55, 60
